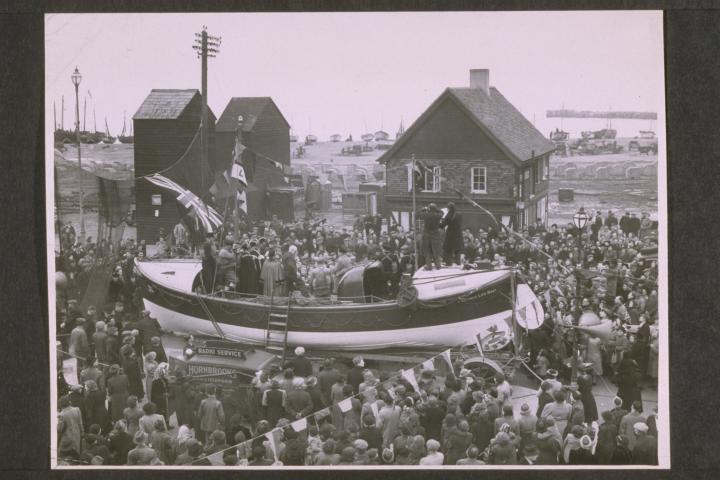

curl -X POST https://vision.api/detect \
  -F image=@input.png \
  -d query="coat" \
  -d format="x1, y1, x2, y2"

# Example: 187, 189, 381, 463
262, 388, 286, 427
198, 394, 225, 433
632, 434, 658, 465
151, 377, 170, 417
58, 406, 84, 454
595, 422, 617, 464
83, 390, 110, 433
106, 374, 129, 422
122, 358, 144, 399
440, 210, 463, 253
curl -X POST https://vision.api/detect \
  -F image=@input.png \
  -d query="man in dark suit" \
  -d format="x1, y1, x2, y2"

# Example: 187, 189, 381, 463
440, 202, 463, 265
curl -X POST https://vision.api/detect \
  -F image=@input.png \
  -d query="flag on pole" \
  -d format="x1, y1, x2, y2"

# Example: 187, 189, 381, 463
401, 369, 420, 393
232, 137, 246, 162
177, 190, 196, 208
291, 418, 307, 432
144, 174, 223, 233
338, 397, 353, 413
441, 349, 454, 372
237, 190, 247, 214
230, 163, 248, 187
422, 359, 435, 371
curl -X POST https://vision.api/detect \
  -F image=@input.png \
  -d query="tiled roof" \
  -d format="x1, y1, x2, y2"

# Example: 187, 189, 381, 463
448, 87, 556, 161
216, 97, 290, 133
378, 86, 556, 164
132, 89, 199, 120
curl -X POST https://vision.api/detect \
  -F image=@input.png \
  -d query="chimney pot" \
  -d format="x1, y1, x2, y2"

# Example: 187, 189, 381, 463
470, 69, 490, 96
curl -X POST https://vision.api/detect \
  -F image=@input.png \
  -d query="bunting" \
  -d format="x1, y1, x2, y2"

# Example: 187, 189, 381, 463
291, 417, 307, 432
264, 432, 278, 462
441, 349, 454, 372
422, 359, 435, 371
475, 332, 485, 361
401, 369, 420, 393
338, 397, 353, 413
186, 319, 528, 465
237, 190, 247, 214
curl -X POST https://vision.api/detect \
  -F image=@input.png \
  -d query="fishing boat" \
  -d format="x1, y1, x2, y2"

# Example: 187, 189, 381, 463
101, 117, 116, 144
134, 260, 544, 351
118, 112, 134, 144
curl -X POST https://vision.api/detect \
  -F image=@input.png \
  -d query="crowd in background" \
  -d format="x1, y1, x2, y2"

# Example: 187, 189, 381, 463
55, 206, 660, 466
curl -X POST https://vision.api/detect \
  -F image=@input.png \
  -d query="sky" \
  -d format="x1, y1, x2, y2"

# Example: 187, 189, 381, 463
45, 11, 665, 140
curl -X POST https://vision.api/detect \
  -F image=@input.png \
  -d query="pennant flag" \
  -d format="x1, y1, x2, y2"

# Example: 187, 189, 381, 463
518, 306, 527, 322
441, 349, 454, 372
230, 163, 248, 187
422, 359, 435, 371
211, 172, 235, 200
314, 408, 330, 421
232, 137, 246, 162
265, 432, 278, 461
370, 401, 379, 420
475, 332, 485, 360
237, 190, 247, 214
291, 417, 307, 432
503, 315, 514, 331
338, 397, 353, 413
386, 387, 396, 400
401, 369, 420, 393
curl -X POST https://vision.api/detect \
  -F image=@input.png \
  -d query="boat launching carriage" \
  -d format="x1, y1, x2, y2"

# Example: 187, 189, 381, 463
135, 259, 544, 352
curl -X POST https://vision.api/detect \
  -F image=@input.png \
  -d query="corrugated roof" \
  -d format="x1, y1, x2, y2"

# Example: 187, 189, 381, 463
448, 87, 556, 161
216, 97, 290, 133
133, 89, 200, 120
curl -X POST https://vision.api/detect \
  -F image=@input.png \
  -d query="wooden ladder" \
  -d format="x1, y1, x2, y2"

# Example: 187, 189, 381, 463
265, 292, 291, 365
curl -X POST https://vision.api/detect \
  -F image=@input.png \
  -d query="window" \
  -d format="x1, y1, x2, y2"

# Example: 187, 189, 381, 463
533, 161, 540, 184
470, 166, 487, 193
151, 194, 162, 206
543, 156, 550, 180
424, 166, 441, 192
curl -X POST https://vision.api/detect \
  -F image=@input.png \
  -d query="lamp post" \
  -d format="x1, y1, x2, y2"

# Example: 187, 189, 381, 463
71, 67, 85, 242
570, 206, 589, 387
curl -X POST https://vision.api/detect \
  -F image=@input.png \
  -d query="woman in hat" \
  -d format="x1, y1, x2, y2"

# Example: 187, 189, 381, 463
126, 430, 157, 465
58, 395, 83, 457
83, 379, 110, 434
151, 362, 171, 422
106, 420, 133, 465
121, 344, 144, 399
143, 352, 158, 403
106, 364, 129, 423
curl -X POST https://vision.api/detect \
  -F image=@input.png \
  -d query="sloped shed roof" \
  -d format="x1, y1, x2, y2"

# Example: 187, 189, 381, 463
133, 89, 200, 120
216, 97, 290, 133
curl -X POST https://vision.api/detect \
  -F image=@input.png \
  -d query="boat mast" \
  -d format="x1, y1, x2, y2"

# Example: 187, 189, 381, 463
83, 95, 87, 132
53, 100, 57, 132
61, 95, 64, 130
93, 107, 97, 133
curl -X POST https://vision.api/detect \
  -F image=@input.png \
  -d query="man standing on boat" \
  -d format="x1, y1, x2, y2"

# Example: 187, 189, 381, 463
420, 204, 443, 270
440, 202, 463, 266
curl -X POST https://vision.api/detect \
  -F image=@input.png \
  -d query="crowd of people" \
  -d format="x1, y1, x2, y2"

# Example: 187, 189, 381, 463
56, 205, 660, 467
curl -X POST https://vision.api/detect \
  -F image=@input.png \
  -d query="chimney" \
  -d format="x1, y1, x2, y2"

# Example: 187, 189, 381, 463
469, 69, 490, 96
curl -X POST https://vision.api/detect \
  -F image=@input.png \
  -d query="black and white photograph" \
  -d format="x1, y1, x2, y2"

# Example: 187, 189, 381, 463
46, 11, 668, 469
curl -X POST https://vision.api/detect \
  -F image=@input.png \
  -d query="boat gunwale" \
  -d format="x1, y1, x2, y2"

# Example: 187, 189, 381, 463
135, 259, 514, 313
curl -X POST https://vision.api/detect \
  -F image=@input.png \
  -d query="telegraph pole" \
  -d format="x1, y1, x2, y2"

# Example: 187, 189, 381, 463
193, 26, 221, 186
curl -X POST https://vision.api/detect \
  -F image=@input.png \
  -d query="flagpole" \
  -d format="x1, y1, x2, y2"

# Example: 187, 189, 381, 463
412, 154, 418, 272
511, 267, 518, 354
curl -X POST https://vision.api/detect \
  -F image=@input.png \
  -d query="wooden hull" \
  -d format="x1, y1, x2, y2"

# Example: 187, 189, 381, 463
136, 260, 543, 350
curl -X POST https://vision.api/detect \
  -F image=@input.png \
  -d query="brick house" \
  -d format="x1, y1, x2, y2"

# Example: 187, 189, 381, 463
377, 70, 556, 232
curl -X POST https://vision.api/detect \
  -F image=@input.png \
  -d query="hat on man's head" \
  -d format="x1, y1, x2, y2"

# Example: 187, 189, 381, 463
613, 396, 623, 407
520, 403, 531, 415
294, 346, 305, 356
633, 422, 649, 433
580, 435, 593, 450
547, 369, 559, 378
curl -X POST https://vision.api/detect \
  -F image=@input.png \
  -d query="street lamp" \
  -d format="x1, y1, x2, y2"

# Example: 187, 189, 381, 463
71, 67, 85, 242
570, 206, 589, 387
